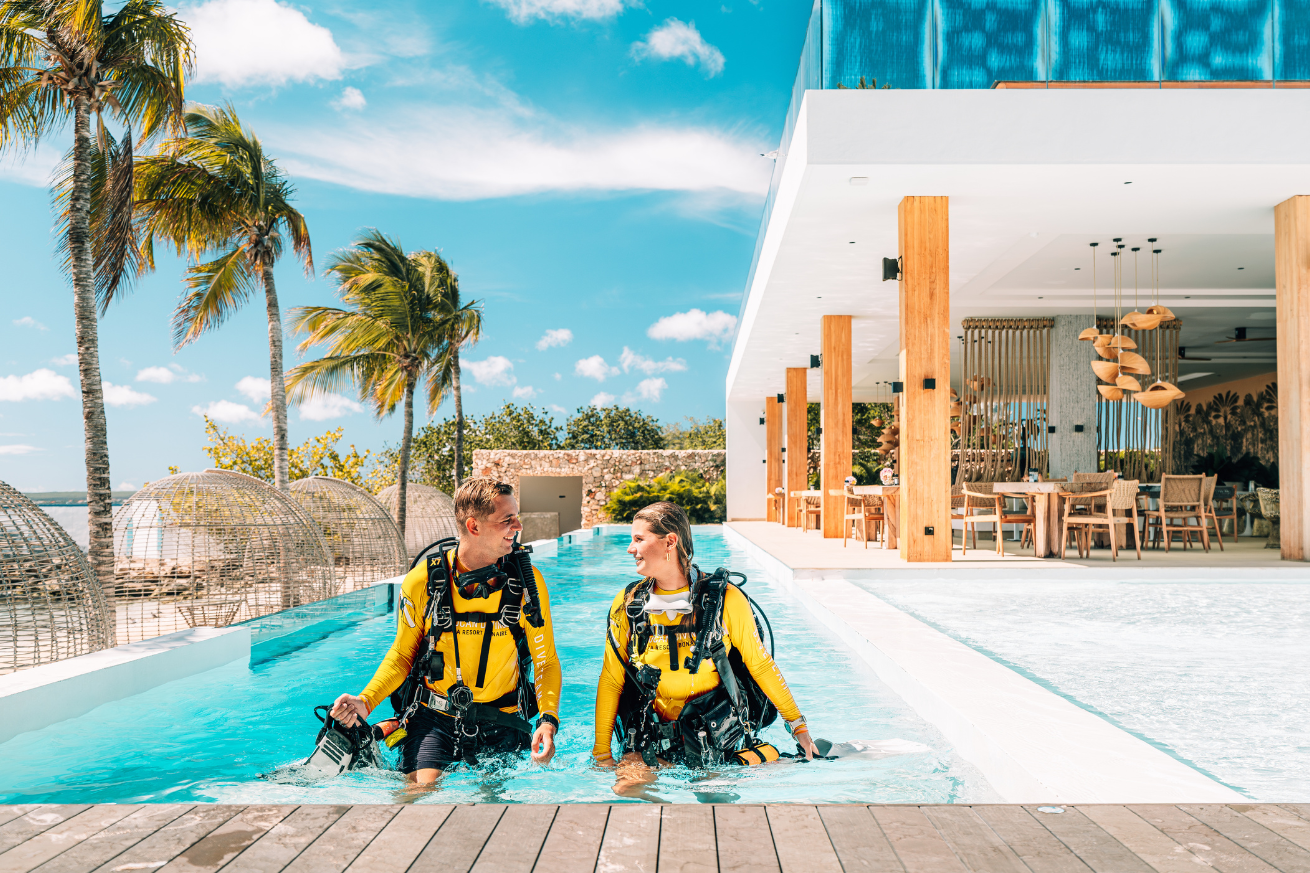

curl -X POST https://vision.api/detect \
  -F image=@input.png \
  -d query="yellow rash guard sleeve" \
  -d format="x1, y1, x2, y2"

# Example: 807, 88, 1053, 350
592, 590, 630, 760
524, 566, 562, 720
722, 585, 803, 723
358, 562, 429, 712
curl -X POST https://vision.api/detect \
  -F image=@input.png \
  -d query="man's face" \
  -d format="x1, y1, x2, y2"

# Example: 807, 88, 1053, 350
467, 494, 523, 557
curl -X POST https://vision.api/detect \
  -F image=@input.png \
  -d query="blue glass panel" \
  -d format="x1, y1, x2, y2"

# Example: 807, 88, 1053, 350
1276, 0, 1310, 80
1050, 0, 1161, 81
1163, 0, 1272, 80
823, 0, 932, 90
935, 0, 1046, 88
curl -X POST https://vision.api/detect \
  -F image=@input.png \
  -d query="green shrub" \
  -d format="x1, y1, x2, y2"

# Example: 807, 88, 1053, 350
603, 472, 726, 524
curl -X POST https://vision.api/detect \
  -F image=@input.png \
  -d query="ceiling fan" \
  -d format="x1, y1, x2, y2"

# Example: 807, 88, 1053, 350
1214, 327, 1275, 345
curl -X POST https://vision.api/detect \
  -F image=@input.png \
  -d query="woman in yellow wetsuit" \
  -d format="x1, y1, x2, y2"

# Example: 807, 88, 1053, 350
593, 501, 818, 791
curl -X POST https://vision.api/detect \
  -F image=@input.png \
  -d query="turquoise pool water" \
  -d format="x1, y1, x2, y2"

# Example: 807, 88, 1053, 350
0, 528, 994, 804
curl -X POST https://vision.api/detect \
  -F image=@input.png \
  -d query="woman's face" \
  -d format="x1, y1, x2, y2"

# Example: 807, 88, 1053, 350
629, 519, 677, 578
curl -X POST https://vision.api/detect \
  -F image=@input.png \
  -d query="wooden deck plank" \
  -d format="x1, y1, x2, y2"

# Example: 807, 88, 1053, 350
921, 806, 1027, 873
971, 806, 1092, 873
1238, 806, 1310, 852
471, 805, 556, 873
156, 806, 295, 873
280, 806, 400, 873
1020, 806, 1151, 873
658, 805, 716, 873
0, 809, 91, 855
221, 805, 352, 873
1183, 805, 1310, 872
595, 805, 659, 873
411, 804, 505, 873
1128, 805, 1280, 873
714, 806, 779, 873
532, 805, 608, 873
765, 806, 840, 873
87, 806, 242, 873
0, 810, 46, 831
343, 805, 453, 873
0, 805, 139, 873
868, 806, 965, 873
1078, 804, 1214, 873
28, 805, 193, 873
1281, 807, 1310, 823
814, 805, 903, 873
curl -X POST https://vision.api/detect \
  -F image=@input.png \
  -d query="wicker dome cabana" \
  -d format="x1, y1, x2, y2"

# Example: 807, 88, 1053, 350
289, 477, 407, 590
376, 482, 460, 559
1, 480, 113, 673
111, 470, 337, 644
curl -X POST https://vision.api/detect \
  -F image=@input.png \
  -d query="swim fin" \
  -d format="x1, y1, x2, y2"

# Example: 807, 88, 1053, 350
304, 705, 386, 776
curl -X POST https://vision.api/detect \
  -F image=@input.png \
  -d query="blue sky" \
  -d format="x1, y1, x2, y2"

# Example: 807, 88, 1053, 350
0, 0, 811, 491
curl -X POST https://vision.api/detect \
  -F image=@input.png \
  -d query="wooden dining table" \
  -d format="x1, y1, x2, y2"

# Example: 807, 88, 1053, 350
851, 485, 900, 549
992, 481, 1101, 558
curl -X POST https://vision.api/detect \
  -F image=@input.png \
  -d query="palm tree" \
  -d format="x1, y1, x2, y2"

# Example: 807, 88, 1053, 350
135, 103, 311, 492
427, 263, 482, 486
284, 230, 477, 537
0, 0, 191, 587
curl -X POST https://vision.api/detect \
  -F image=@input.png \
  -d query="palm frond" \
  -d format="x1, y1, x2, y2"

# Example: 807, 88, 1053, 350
285, 353, 390, 405
171, 245, 258, 347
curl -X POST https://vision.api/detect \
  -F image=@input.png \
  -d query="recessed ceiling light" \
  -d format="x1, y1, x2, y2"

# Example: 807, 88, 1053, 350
849, 177, 868, 186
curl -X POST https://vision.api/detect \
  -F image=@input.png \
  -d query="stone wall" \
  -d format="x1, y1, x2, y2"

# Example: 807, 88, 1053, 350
473, 450, 725, 529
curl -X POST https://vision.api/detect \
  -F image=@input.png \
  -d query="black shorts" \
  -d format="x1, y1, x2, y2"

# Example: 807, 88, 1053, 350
398, 709, 530, 773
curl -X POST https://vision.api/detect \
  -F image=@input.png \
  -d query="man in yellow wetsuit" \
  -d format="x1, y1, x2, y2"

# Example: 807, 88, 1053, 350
330, 478, 561, 785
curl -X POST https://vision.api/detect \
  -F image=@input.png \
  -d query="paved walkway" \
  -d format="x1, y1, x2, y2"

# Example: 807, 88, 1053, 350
2, 802, 1309, 872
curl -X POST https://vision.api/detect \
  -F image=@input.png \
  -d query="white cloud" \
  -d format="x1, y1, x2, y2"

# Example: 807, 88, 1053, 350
632, 377, 667, 402
486, 0, 628, 23
550, 404, 567, 414
0, 143, 60, 187
182, 0, 346, 87
647, 308, 738, 347
632, 19, 725, 76
50, 353, 78, 366
137, 364, 204, 384
575, 355, 619, 381
299, 393, 364, 421
554, 373, 562, 381
590, 392, 616, 407
192, 400, 262, 424
0, 444, 38, 455
272, 106, 769, 201
465, 356, 517, 386
236, 376, 272, 404
512, 385, 538, 400
102, 383, 157, 407
332, 87, 367, 111
620, 346, 687, 375
0, 369, 76, 402
118, 481, 137, 490
13, 317, 47, 331
535, 328, 573, 351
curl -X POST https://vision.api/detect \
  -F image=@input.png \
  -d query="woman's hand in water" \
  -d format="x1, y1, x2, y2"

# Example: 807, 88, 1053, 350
329, 693, 370, 728
530, 722, 556, 765
794, 728, 820, 760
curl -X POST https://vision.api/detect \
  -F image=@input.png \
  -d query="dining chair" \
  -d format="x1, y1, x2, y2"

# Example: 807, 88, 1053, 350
1059, 479, 1142, 561
1145, 474, 1208, 551
1000, 491, 1037, 553
801, 493, 822, 532
960, 482, 1005, 556
1210, 486, 1240, 543
1197, 475, 1225, 551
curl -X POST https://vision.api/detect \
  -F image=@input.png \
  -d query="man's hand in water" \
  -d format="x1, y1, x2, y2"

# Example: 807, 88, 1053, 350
530, 721, 556, 765
794, 728, 820, 760
330, 693, 370, 728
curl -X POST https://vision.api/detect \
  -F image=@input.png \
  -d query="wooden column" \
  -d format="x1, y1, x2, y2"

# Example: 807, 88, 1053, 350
785, 367, 808, 527
764, 396, 783, 521
898, 196, 952, 562
821, 315, 853, 538
1275, 195, 1310, 561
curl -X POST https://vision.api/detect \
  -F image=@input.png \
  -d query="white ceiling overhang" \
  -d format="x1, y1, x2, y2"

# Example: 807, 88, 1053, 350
727, 88, 1310, 403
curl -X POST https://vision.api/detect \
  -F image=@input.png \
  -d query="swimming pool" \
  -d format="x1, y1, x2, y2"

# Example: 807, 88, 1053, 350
0, 528, 996, 804
864, 579, 1310, 802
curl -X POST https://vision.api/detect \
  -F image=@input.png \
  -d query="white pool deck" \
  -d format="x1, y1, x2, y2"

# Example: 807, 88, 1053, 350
723, 523, 1251, 804
727, 520, 1310, 581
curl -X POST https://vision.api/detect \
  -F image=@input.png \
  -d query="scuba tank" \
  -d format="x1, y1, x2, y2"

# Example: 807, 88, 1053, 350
303, 705, 391, 776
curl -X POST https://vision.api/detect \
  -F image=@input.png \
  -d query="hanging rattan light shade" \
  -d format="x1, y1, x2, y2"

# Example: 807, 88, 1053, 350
290, 477, 407, 591
376, 482, 461, 559
1, 480, 113, 674
111, 470, 337, 645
